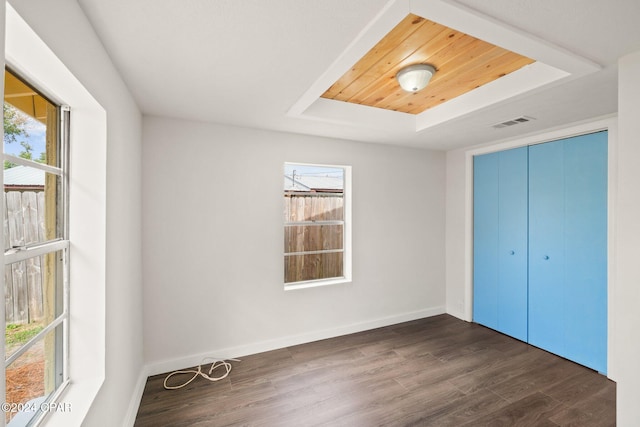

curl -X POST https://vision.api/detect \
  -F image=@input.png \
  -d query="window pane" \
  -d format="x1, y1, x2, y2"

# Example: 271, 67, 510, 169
284, 164, 346, 284
5, 324, 64, 425
285, 252, 344, 283
5, 251, 64, 360
4, 69, 59, 169
3, 68, 68, 425
4, 168, 62, 243
284, 224, 343, 253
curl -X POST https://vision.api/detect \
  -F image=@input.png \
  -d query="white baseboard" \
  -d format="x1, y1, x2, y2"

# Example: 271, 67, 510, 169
122, 369, 150, 427
446, 306, 471, 322
145, 306, 445, 376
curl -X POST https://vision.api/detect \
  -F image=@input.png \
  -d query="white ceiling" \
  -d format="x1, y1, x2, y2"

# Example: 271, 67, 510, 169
77, 0, 640, 150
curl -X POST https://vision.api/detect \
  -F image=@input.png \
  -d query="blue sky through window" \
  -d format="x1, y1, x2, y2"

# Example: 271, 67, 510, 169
284, 164, 344, 179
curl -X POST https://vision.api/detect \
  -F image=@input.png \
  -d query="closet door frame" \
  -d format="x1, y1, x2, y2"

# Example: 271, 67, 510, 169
462, 117, 617, 379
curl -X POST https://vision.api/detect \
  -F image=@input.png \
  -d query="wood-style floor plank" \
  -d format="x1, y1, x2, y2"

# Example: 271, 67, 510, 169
135, 314, 615, 426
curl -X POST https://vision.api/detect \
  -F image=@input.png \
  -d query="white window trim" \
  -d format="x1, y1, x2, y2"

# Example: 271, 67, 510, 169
4, 4, 107, 426
283, 162, 352, 290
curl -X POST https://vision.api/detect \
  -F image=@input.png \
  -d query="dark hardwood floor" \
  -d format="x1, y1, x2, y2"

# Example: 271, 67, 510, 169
134, 314, 615, 426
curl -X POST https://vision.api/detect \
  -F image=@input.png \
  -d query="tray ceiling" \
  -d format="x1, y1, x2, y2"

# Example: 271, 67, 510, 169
289, 0, 600, 135
321, 14, 534, 115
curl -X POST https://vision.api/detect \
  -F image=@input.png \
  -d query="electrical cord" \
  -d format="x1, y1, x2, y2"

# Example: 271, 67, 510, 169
163, 358, 240, 390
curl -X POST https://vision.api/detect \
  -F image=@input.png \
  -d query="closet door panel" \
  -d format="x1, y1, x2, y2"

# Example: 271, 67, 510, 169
473, 152, 500, 330
474, 147, 528, 340
562, 132, 608, 373
497, 148, 528, 341
528, 132, 607, 373
528, 140, 566, 356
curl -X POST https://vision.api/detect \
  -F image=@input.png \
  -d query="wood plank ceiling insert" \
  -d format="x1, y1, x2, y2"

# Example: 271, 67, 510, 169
321, 14, 535, 115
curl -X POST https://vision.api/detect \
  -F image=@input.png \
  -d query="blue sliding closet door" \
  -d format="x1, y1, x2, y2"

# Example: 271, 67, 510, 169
474, 147, 528, 341
473, 153, 499, 331
528, 131, 607, 373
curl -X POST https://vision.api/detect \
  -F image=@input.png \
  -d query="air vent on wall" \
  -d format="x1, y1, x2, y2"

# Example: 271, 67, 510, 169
492, 116, 536, 129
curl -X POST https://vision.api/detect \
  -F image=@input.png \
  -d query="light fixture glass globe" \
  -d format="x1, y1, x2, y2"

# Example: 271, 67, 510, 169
396, 64, 436, 92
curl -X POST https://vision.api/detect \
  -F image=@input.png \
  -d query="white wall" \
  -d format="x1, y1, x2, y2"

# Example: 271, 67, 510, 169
6, 1, 144, 426
445, 149, 469, 320
615, 50, 640, 426
142, 116, 446, 372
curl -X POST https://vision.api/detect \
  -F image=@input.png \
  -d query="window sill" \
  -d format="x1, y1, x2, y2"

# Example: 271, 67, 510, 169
39, 377, 103, 427
284, 277, 351, 291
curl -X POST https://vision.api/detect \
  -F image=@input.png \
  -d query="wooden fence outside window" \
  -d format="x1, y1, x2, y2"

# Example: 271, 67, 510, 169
284, 192, 344, 283
3, 190, 45, 324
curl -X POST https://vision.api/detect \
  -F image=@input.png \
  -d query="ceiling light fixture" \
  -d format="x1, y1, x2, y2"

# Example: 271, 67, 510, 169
396, 64, 436, 92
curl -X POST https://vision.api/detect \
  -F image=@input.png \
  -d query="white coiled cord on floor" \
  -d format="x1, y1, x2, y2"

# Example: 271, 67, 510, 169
163, 358, 240, 390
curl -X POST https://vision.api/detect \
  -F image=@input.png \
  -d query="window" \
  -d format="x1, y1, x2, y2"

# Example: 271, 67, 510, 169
283, 163, 351, 287
4, 5, 108, 424
3, 68, 69, 426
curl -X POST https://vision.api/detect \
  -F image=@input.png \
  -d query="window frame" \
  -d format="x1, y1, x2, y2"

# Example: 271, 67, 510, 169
283, 162, 352, 290
2, 67, 71, 427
